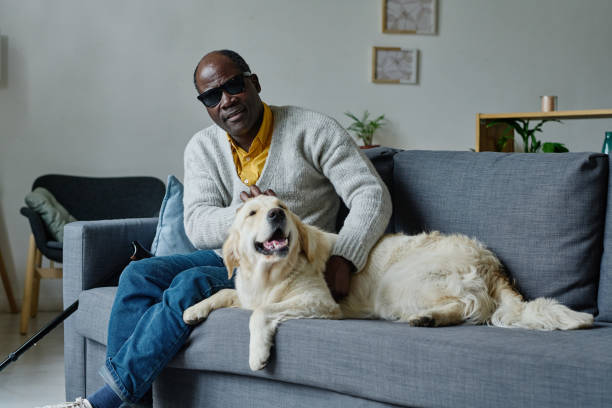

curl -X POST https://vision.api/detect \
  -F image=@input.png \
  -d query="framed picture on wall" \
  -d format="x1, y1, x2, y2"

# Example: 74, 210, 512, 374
372, 47, 418, 84
382, 0, 437, 34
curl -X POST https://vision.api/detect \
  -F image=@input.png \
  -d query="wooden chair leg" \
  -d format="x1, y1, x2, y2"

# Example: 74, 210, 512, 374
20, 235, 37, 335
0, 248, 18, 313
30, 248, 42, 318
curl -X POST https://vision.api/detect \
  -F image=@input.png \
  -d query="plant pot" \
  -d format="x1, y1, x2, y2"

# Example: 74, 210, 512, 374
359, 144, 380, 149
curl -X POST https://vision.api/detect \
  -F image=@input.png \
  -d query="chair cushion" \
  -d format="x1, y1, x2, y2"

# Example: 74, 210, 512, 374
150, 175, 197, 256
392, 151, 607, 315
75, 287, 612, 408
46, 241, 63, 249
25, 187, 77, 242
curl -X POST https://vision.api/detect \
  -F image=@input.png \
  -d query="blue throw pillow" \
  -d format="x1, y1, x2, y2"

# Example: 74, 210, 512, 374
150, 175, 198, 256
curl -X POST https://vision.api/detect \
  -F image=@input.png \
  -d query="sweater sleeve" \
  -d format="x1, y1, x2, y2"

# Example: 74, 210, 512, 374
183, 135, 240, 250
312, 119, 392, 271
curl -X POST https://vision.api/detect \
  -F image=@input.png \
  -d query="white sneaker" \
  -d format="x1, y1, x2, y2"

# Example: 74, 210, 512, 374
35, 397, 94, 408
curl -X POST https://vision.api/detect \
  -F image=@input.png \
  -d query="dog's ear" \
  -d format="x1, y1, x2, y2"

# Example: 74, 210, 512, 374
294, 214, 317, 263
222, 229, 240, 279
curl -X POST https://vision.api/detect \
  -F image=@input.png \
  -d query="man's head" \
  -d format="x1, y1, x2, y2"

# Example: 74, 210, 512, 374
194, 50, 264, 141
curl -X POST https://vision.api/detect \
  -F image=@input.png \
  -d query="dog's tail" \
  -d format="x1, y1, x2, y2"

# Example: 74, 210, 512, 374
488, 273, 593, 331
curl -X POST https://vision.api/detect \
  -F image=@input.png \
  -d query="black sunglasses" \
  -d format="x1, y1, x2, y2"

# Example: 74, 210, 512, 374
196, 72, 252, 108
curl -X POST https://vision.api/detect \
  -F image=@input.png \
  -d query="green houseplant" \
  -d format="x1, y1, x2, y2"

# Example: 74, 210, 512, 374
345, 111, 386, 148
487, 119, 568, 153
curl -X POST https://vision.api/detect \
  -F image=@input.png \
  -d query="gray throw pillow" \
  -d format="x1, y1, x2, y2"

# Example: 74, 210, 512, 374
25, 187, 77, 242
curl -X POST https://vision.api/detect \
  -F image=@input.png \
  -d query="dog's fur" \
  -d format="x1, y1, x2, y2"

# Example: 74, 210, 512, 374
183, 195, 594, 370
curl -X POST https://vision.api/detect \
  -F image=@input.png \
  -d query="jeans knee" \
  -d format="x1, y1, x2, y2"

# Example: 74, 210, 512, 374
170, 268, 202, 284
165, 267, 231, 310
169, 267, 226, 290
118, 258, 155, 287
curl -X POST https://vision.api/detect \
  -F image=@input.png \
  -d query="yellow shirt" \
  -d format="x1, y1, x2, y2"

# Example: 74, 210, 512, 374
227, 102, 274, 186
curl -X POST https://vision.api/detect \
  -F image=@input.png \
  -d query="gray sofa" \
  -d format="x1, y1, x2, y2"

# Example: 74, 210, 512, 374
64, 148, 612, 407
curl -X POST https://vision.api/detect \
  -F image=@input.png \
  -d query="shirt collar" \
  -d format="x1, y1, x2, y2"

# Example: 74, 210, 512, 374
227, 102, 273, 154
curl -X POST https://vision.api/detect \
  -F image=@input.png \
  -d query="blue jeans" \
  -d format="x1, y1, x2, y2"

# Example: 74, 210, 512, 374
98, 250, 233, 405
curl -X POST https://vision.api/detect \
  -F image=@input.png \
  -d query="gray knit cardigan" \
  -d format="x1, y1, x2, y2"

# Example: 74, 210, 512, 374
183, 105, 391, 271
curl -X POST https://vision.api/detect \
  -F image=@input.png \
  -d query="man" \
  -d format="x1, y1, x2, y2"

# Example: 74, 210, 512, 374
42, 49, 391, 408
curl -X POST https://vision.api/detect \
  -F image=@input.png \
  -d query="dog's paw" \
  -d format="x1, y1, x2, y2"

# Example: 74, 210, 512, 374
182, 304, 210, 325
249, 343, 271, 371
408, 315, 435, 327
249, 350, 270, 371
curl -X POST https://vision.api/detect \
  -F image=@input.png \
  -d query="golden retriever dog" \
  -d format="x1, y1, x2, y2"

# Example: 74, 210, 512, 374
183, 195, 594, 371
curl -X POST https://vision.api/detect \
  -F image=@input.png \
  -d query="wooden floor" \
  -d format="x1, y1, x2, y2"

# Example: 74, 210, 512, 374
0, 312, 66, 407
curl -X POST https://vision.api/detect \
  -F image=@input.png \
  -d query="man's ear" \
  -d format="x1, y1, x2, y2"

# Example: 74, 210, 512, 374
249, 74, 262, 93
294, 214, 317, 263
222, 229, 240, 279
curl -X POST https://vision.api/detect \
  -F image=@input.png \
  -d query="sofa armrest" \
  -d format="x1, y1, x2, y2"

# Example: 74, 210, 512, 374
62, 217, 158, 306
63, 217, 157, 400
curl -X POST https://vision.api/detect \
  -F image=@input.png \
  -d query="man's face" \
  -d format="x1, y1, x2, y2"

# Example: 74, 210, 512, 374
195, 54, 263, 138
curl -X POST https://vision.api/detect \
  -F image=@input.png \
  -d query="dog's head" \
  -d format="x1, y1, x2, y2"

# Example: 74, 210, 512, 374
222, 195, 317, 279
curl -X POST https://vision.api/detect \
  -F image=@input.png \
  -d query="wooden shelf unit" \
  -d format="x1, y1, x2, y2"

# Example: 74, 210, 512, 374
476, 109, 612, 152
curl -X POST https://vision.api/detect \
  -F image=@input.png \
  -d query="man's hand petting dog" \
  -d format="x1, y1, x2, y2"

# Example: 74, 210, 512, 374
240, 185, 276, 202
325, 256, 353, 301
240, 185, 353, 301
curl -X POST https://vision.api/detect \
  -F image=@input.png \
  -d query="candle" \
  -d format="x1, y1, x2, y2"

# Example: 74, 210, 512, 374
541, 96, 557, 112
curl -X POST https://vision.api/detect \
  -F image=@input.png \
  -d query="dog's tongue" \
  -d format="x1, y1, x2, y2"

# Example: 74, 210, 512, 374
263, 238, 288, 251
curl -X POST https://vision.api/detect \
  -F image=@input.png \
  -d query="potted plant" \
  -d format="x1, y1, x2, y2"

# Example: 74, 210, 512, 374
345, 111, 386, 149
487, 119, 568, 153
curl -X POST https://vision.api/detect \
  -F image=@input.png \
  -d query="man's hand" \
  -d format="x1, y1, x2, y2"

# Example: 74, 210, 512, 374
240, 185, 276, 202
324, 255, 354, 301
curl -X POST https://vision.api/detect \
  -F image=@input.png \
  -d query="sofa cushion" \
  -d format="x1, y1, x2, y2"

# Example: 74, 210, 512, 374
597, 157, 612, 322
178, 311, 612, 408
392, 151, 607, 314
150, 175, 197, 256
77, 287, 612, 408
77, 286, 116, 345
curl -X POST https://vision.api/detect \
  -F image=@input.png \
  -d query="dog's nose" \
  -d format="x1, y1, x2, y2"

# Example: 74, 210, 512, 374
267, 208, 285, 223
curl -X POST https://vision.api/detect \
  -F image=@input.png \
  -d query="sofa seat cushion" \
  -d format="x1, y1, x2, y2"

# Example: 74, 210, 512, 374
392, 151, 608, 315
77, 287, 612, 408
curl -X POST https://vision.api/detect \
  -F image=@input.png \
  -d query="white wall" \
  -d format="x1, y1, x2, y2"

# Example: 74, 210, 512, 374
1, 0, 611, 311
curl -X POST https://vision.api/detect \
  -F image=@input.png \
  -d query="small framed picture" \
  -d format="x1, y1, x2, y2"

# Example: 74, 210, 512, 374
372, 47, 418, 84
382, 0, 437, 34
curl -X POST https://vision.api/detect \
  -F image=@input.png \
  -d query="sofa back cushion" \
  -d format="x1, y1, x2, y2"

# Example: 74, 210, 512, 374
393, 151, 607, 314
597, 159, 612, 321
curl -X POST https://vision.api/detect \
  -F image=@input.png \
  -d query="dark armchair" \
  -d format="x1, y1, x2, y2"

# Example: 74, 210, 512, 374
19, 174, 165, 334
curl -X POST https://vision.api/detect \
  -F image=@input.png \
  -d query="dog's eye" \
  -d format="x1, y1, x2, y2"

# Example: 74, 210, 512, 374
248, 210, 257, 217
279, 205, 287, 210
